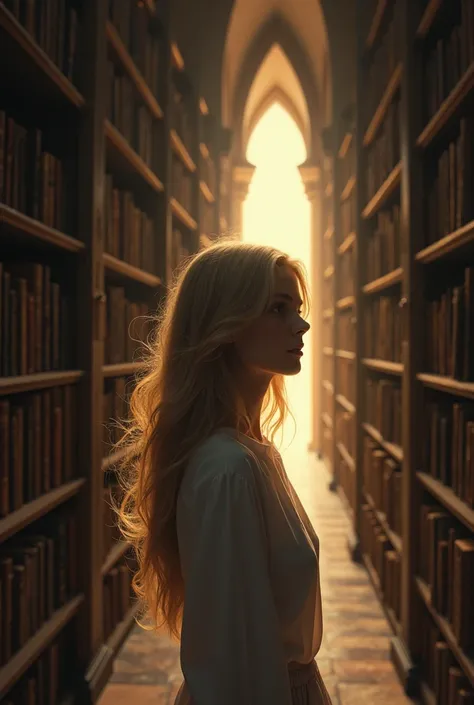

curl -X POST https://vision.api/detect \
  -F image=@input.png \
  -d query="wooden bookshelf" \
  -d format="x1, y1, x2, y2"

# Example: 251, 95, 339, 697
363, 64, 403, 147
362, 358, 403, 376
416, 0, 443, 38
0, 370, 84, 396
362, 267, 403, 294
415, 220, 474, 264
0, 204, 86, 252
105, 119, 165, 193
337, 231, 356, 255
103, 253, 162, 287
362, 161, 402, 219
171, 197, 198, 230
365, 0, 388, 49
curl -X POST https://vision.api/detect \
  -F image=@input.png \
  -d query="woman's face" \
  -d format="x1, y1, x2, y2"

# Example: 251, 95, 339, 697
234, 263, 310, 377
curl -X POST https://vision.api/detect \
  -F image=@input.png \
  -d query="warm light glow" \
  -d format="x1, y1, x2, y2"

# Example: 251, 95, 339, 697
243, 103, 312, 460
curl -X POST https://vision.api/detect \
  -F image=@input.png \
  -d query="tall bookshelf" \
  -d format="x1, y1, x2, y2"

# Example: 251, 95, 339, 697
331, 0, 474, 701
321, 158, 335, 479
0, 1, 223, 702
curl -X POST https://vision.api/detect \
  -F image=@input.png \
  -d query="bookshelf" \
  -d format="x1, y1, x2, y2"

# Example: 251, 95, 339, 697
321, 158, 335, 482
0, 1, 224, 702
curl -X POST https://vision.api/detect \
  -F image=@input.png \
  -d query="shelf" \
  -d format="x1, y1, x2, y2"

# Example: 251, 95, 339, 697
322, 380, 334, 394
0, 478, 86, 546
0, 594, 84, 696
338, 132, 352, 159
364, 491, 402, 554
417, 372, 474, 401
106, 22, 163, 120
103, 362, 144, 378
417, 63, 474, 149
340, 175, 356, 202
336, 349, 356, 361
335, 394, 355, 414
102, 445, 129, 472
363, 64, 403, 147
323, 347, 334, 356
337, 232, 356, 256
336, 295, 355, 311
416, 577, 474, 686
324, 226, 334, 240
362, 162, 402, 220
0, 205, 85, 253
362, 358, 403, 376
105, 120, 164, 194
366, 0, 387, 50
362, 553, 402, 638
363, 422, 403, 463
0, 370, 84, 396
200, 180, 215, 203
103, 253, 162, 287
0, 4, 84, 110
417, 472, 474, 533
416, 0, 443, 38
415, 220, 474, 264
337, 442, 355, 472
170, 129, 197, 173
171, 41, 185, 71
170, 198, 198, 230
324, 265, 334, 279
322, 412, 333, 429
102, 541, 131, 577
362, 267, 403, 294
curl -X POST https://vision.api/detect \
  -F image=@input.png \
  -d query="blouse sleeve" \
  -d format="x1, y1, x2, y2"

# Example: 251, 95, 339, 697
178, 452, 293, 705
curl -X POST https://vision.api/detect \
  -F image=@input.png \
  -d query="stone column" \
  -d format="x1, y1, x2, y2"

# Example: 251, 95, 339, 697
232, 162, 256, 236
299, 163, 322, 455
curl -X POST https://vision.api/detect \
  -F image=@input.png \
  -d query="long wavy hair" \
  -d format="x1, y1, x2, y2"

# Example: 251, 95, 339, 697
115, 238, 310, 641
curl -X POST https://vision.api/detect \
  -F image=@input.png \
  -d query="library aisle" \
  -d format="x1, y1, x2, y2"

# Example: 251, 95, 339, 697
98, 447, 413, 705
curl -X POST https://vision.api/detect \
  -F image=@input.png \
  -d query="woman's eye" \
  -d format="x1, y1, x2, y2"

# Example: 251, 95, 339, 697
271, 303, 285, 314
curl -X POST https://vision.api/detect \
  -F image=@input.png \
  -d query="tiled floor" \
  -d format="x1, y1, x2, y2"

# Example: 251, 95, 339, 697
98, 445, 414, 705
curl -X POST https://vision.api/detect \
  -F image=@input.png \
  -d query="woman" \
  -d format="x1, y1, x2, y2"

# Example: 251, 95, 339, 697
117, 240, 332, 704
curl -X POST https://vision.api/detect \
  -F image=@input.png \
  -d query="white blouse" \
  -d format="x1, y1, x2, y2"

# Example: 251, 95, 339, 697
174, 428, 324, 705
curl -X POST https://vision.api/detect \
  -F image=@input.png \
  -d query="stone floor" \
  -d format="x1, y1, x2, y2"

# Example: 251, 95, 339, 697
98, 445, 415, 705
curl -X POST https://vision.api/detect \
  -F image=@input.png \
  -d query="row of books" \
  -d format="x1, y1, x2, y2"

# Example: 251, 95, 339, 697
335, 408, 355, 458
363, 436, 402, 537
366, 377, 402, 447
425, 117, 473, 248
361, 505, 401, 621
103, 558, 134, 640
338, 249, 355, 300
105, 286, 149, 365
0, 112, 74, 234
0, 385, 77, 518
0, 508, 77, 666
106, 62, 162, 174
104, 174, 156, 272
364, 294, 403, 362
425, 266, 474, 381
171, 154, 194, 216
423, 2, 474, 124
365, 205, 401, 282
366, 98, 400, 202
103, 376, 130, 450
337, 357, 355, 407
0, 261, 73, 377
419, 503, 474, 651
109, 0, 161, 98
170, 88, 196, 160
423, 400, 474, 509
4, 0, 79, 84
337, 311, 355, 352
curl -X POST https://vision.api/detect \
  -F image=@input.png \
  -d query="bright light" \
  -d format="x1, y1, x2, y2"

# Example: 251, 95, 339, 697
242, 103, 312, 460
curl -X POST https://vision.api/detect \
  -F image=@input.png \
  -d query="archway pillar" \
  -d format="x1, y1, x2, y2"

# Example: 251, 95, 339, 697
232, 162, 256, 236
299, 163, 322, 455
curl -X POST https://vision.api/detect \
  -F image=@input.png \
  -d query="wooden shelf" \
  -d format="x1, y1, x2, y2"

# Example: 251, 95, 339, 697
416, 0, 443, 38
417, 63, 474, 149
363, 64, 402, 147
322, 412, 333, 429
105, 120, 164, 193
170, 197, 198, 230
102, 541, 131, 577
324, 265, 334, 279
0, 370, 84, 397
103, 253, 162, 287
170, 129, 197, 173
337, 442, 355, 472
337, 232, 356, 256
415, 220, 474, 264
366, 0, 387, 50
416, 577, 474, 686
336, 349, 356, 361
338, 132, 352, 159
171, 41, 185, 71
336, 394, 356, 414
364, 491, 402, 554
363, 422, 403, 463
362, 267, 403, 294
340, 175, 356, 202
322, 380, 334, 394
362, 553, 402, 638
106, 21, 163, 120
103, 362, 144, 378
0, 4, 84, 109
417, 472, 474, 533
0, 205, 85, 253
323, 347, 334, 356
417, 372, 474, 401
362, 162, 402, 219
362, 358, 403, 376
0, 594, 84, 697
200, 180, 215, 203
0, 479, 86, 546
336, 295, 355, 311
324, 226, 335, 240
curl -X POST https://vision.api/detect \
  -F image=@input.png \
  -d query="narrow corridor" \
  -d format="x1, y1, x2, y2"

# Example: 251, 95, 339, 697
98, 450, 413, 705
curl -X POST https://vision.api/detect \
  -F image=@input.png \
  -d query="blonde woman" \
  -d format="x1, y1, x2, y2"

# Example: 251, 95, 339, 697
117, 240, 332, 704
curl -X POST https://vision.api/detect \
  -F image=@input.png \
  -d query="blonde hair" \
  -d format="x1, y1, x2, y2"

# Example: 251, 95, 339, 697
115, 238, 310, 640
